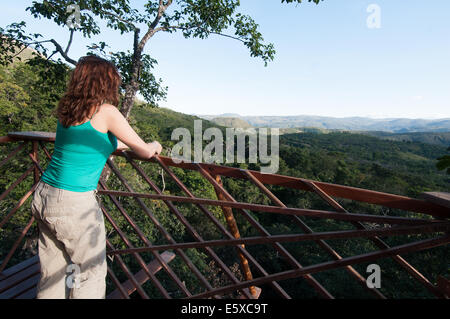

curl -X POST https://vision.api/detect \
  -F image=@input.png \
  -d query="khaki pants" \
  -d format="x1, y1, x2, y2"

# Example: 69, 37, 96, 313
31, 180, 107, 299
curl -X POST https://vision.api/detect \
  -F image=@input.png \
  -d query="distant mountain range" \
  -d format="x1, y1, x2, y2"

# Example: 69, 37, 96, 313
197, 114, 450, 133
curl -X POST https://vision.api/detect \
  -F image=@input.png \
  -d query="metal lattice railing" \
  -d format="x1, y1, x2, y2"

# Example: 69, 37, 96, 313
0, 131, 449, 299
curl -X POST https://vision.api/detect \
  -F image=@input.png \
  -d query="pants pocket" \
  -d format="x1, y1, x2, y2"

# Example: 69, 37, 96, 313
43, 215, 77, 245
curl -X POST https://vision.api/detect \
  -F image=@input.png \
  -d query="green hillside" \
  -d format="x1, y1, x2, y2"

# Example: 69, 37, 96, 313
279, 132, 448, 197
131, 104, 222, 143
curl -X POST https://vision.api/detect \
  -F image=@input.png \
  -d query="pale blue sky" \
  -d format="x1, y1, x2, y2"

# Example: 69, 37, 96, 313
2, 0, 450, 119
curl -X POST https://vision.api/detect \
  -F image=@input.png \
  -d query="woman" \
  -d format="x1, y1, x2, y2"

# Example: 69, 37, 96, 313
31, 55, 162, 299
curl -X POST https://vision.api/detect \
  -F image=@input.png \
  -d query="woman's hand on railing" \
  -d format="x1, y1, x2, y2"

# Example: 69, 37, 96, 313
147, 141, 163, 158
116, 140, 162, 159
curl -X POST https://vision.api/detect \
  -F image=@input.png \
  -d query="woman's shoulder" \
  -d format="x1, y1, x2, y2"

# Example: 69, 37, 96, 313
96, 103, 120, 120
90, 103, 120, 133
99, 103, 118, 113
100, 103, 123, 116
96, 103, 126, 132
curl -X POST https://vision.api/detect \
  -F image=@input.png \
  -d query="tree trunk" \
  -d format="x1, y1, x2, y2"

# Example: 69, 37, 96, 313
121, 28, 142, 119
120, 81, 139, 119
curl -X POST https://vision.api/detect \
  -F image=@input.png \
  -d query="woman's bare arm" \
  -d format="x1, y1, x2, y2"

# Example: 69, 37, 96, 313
104, 104, 162, 158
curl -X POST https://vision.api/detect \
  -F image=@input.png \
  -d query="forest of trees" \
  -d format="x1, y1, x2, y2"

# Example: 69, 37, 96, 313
0, 57, 448, 298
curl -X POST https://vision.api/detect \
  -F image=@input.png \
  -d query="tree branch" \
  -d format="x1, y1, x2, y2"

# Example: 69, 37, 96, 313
49, 39, 77, 65
154, 25, 246, 44
11, 45, 33, 60
139, 0, 173, 51
65, 29, 74, 55
11, 37, 77, 65
46, 50, 58, 61
99, 9, 137, 29
208, 31, 246, 43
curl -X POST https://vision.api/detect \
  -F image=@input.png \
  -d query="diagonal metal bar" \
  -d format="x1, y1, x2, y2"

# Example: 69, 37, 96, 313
0, 142, 26, 170
302, 179, 446, 298
0, 182, 39, 230
38, 141, 52, 162
195, 163, 334, 299
106, 266, 131, 299
0, 165, 34, 203
0, 216, 35, 273
31, 142, 39, 184
153, 156, 290, 299
28, 153, 44, 176
243, 169, 386, 299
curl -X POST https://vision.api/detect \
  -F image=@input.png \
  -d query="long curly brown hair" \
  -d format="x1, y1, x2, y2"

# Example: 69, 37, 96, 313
57, 55, 122, 127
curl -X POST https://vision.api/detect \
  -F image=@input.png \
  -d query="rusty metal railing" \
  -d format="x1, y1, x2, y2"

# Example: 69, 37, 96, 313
0, 131, 449, 299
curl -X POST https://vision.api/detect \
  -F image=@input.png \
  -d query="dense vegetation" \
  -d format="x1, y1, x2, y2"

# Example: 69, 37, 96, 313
0, 59, 448, 299
279, 132, 449, 197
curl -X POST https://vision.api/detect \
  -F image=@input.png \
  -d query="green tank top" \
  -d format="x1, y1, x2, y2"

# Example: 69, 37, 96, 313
41, 117, 118, 192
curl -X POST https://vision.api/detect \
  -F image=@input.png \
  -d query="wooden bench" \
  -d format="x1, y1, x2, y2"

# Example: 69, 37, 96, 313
0, 255, 40, 299
0, 251, 177, 299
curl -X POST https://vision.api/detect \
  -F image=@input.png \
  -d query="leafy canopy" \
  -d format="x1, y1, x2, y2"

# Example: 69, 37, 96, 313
0, 1, 291, 107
